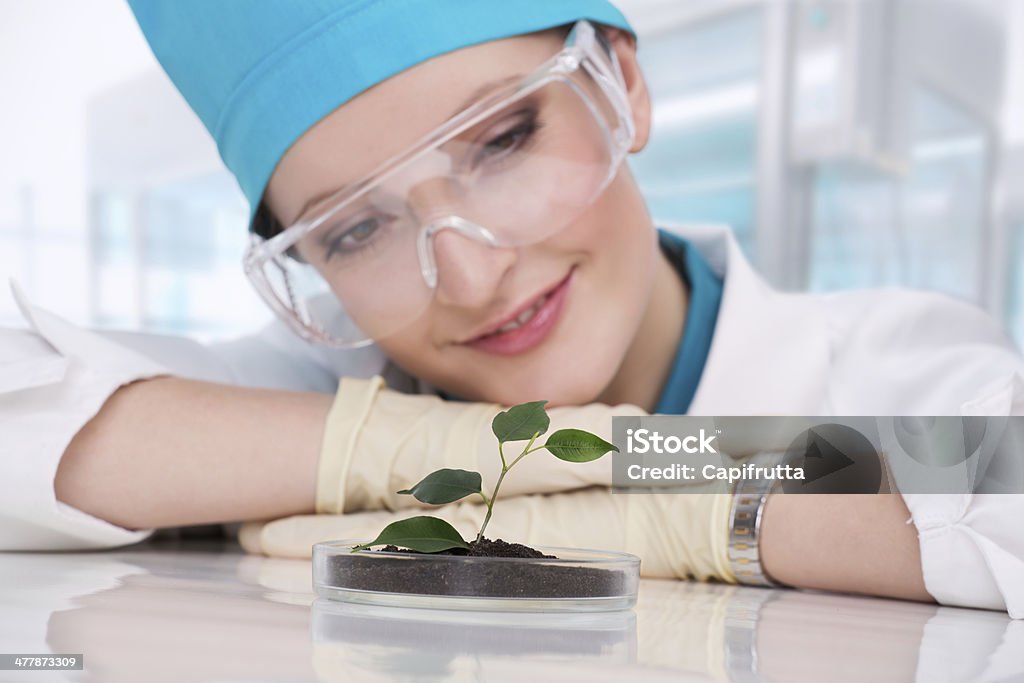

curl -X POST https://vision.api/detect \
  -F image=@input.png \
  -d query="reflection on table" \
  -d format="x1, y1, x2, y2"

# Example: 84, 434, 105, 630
0, 542, 1014, 682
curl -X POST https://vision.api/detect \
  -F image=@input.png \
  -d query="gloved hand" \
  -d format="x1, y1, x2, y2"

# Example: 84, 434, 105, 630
241, 484, 736, 582
315, 375, 647, 514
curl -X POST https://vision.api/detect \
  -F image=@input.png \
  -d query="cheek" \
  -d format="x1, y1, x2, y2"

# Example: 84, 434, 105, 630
577, 217, 656, 337
316, 247, 427, 341
372, 316, 478, 396
560, 171, 658, 277
570, 176, 661, 344
373, 321, 436, 372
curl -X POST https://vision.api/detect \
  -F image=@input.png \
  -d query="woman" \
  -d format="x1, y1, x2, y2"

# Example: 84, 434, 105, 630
2, 0, 1021, 616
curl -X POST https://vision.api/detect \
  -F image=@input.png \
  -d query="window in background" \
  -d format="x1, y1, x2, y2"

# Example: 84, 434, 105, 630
91, 172, 270, 342
808, 86, 990, 302
629, 8, 762, 256
0, 188, 30, 327
92, 191, 137, 329
0, 186, 92, 328
1009, 222, 1024, 345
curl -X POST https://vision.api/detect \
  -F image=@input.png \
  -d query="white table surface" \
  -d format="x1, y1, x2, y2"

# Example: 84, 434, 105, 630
1, 538, 1019, 682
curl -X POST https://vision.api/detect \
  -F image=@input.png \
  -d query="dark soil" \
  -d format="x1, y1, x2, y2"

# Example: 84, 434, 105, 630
330, 538, 627, 598
379, 538, 555, 559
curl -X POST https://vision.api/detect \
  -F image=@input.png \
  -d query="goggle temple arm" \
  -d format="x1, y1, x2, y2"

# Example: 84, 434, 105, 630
565, 21, 635, 156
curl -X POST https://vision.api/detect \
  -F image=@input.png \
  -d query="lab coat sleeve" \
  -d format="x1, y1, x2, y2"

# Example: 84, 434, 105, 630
0, 281, 384, 551
832, 288, 1024, 618
0, 285, 170, 550
904, 372, 1024, 620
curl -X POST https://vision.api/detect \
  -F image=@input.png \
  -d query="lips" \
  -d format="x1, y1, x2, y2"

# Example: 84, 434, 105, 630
487, 290, 552, 335
461, 269, 574, 356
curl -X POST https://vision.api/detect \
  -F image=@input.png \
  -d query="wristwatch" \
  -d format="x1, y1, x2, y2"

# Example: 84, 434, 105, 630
727, 451, 791, 587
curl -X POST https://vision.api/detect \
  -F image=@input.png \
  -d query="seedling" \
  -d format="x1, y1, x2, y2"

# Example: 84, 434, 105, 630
352, 400, 618, 553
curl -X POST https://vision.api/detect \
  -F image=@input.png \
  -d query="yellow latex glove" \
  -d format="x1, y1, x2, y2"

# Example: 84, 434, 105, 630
315, 375, 647, 514
240, 485, 736, 583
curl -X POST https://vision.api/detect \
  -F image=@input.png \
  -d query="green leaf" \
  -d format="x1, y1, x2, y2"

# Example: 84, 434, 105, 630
351, 516, 470, 553
543, 428, 619, 462
397, 468, 483, 505
491, 400, 550, 443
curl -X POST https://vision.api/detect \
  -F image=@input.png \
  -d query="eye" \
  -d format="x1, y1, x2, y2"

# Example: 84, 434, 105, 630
475, 112, 539, 166
322, 216, 382, 260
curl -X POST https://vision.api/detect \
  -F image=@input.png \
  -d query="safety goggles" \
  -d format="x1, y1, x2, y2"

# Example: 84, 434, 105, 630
243, 20, 635, 348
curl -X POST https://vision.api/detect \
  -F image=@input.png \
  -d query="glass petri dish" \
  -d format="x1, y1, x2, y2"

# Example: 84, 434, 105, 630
313, 540, 640, 613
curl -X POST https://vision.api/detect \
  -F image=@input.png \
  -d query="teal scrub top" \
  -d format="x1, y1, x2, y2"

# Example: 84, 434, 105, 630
653, 228, 723, 415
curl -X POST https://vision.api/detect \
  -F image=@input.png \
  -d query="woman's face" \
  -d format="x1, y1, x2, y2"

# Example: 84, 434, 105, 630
265, 27, 657, 406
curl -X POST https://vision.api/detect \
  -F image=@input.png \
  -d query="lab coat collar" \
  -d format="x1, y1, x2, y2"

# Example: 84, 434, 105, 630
673, 225, 831, 416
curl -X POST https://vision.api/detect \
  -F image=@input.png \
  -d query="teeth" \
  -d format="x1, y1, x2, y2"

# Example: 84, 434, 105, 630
517, 301, 541, 325
494, 295, 548, 335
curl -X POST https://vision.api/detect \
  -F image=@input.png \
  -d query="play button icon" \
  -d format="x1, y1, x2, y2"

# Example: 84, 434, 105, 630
782, 424, 884, 494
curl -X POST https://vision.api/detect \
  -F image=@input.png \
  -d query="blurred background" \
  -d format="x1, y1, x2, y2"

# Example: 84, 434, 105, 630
2, 0, 1024, 345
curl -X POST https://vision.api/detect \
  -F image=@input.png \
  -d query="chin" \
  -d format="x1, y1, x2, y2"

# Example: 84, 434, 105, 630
499, 349, 620, 407
475, 379, 606, 408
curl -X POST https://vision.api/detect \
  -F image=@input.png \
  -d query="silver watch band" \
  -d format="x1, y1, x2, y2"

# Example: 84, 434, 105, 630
728, 451, 789, 587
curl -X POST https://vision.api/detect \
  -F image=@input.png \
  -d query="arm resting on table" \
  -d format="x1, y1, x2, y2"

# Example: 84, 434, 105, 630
55, 376, 332, 530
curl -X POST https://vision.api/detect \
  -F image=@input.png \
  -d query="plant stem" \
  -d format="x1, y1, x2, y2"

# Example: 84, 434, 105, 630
508, 445, 544, 468
476, 466, 506, 542
476, 431, 541, 542
519, 431, 541, 458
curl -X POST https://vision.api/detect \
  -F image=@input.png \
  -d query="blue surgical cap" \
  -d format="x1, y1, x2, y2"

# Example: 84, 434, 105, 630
127, 0, 633, 229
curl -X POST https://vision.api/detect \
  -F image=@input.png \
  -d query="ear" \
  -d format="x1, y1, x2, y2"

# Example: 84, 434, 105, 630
601, 27, 652, 153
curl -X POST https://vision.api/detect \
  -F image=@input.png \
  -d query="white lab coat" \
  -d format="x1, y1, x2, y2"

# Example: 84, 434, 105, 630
1, 224, 1022, 617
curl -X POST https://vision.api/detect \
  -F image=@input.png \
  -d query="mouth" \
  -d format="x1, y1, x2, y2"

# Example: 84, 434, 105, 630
459, 267, 575, 356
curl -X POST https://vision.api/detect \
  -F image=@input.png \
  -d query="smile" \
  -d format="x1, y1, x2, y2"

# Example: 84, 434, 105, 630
462, 268, 575, 356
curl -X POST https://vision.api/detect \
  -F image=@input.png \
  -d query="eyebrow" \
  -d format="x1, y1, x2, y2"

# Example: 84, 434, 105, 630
450, 73, 524, 119
292, 73, 525, 224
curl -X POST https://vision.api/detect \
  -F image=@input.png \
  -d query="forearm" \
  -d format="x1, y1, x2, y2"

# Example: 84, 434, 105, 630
759, 493, 933, 602
55, 376, 333, 530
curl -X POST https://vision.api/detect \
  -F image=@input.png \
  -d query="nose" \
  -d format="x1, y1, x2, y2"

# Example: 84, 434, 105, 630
399, 150, 461, 222
428, 224, 518, 308
405, 174, 518, 308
